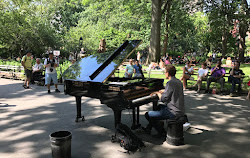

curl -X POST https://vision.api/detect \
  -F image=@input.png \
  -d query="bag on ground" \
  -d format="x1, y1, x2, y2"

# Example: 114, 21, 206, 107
111, 123, 145, 152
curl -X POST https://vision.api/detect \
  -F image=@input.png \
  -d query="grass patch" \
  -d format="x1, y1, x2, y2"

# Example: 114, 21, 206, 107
115, 64, 250, 92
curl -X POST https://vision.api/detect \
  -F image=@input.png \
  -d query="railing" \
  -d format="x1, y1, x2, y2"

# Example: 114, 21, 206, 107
0, 65, 25, 80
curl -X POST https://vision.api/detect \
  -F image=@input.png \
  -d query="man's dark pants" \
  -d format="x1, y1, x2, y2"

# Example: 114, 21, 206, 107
228, 75, 241, 93
206, 76, 225, 92
25, 69, 32, 80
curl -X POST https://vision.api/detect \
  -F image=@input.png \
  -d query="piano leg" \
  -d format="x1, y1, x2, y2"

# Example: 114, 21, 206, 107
75, 96, 85, 122
153, 99, 158, 111
113, 110, 121, 128
131, 107, 141, 130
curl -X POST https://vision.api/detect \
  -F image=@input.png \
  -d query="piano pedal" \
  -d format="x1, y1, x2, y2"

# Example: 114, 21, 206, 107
75, 116, 85, 122
111, 135, 117, 143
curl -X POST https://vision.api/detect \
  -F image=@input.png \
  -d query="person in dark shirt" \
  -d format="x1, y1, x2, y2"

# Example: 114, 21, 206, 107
205, 61, 225, 94
228, 61, 245, 96
143, 65, 185, 138
133, 60, 144, 78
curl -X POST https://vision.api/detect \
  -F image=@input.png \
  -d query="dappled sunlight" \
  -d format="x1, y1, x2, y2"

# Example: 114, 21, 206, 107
81, 125, 109, 134
0, 79, 249, 157
227, 128, 248, 134
2, 129, 44, 141
93, 140, 127, 158
196, 105, 208, 110
200, 152, 217, 158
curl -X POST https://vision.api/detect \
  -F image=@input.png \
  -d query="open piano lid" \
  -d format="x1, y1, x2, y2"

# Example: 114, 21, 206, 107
63, 40, 142, 83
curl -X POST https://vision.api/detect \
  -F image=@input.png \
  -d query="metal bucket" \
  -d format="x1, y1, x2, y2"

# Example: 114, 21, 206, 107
50, 131, 72, 158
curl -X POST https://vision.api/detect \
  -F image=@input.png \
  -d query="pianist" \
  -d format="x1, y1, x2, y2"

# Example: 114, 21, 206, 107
143, 65, 185, 137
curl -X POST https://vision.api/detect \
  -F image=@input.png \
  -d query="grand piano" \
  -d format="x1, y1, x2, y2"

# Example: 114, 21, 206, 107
63, 40, 164, 129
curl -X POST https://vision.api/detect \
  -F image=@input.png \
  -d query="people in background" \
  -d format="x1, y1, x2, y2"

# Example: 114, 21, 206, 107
44, 52, 60, 94
125, 59, 135, 78
226, 57, 232, 67
164, 57, 171, 65
21, 50, 33, 89
191, 57, 197, 65
246, 81, 250, 100
194, 62, 209, 93
159, 59, 165, 70
133, 60, 143, 78
31, 58, 43, 84
212, 52, 216, 62
228, 61, 245, 97
205, 61, 225, 94
180, 61, 194, 90
143, 65, 185, 138
206, 57, 212, 69
137, 51, 141, 64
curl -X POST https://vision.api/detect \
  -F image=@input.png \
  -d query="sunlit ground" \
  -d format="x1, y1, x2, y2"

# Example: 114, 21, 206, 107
0, 78, 249, 158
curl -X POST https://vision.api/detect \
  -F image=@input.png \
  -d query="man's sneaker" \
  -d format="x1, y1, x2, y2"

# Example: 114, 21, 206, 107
48, 90, 51, 94
55, 89, 60, 93
22, 85, 27, 89
183, 122, 191, 131
25, 86, 31, 89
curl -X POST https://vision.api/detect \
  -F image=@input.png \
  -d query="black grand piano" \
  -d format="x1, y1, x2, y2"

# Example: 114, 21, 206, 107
63, 40, 164, 129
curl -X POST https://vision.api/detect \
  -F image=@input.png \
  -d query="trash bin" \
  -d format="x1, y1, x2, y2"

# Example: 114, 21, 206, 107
50, 131, 72, 158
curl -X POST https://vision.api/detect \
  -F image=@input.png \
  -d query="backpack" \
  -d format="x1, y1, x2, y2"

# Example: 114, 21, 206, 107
111, 123, 145, 153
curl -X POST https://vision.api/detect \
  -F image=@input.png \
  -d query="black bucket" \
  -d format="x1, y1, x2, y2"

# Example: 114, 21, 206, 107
50, 131, 72, 158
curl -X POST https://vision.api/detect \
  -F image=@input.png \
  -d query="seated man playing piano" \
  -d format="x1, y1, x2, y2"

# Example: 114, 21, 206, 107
143, 65, 185, 138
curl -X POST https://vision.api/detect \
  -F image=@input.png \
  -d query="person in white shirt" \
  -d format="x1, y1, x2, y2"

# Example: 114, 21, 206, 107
33, 58, 43, 73
31, 58, 43, 84
195, 62, 209, 93
44, 52, 60, 94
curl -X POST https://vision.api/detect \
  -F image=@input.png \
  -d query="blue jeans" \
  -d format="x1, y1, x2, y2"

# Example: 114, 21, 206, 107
228, 76, 241, 93
148, 104, 175, 120
145, 104, 175, 133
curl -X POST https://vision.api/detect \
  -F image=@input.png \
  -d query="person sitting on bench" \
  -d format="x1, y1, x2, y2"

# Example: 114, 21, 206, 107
205, 61, 225, 94
193, 62, 209, 93
228, 61, 245, 97
143, 65, 185, 138
180, 61, 194, 90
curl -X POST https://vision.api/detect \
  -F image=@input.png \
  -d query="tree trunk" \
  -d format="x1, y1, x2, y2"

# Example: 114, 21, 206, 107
238, 0, 249, 62
238, 21, 247, 62
148, 0, 162, 64
162, 0, 172, 56
221, 29, 227, 57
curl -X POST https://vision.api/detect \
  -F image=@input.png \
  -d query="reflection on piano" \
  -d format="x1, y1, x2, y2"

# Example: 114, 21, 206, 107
63, 40, 164, 129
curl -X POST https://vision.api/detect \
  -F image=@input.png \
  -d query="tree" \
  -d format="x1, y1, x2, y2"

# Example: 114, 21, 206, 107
148, 0, 162, 63
238, 0, 249, 62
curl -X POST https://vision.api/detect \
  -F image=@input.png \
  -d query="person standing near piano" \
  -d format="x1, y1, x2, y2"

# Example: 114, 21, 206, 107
143, 65, 185, 137
124, 59, 135, 78
44, 51, 60, 94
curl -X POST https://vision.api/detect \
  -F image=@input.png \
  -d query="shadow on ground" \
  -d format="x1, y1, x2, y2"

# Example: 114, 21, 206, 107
0, 79, 249, 158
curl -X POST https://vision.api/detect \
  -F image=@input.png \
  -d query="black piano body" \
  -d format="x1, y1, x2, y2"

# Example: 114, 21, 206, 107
63, 40, 164, 129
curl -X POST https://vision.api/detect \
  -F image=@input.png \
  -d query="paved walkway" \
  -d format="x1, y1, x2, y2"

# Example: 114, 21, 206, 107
0, 78, 249, 158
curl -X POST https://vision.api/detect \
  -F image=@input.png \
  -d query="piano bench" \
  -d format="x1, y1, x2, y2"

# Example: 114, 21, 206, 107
166, 115, 188, 146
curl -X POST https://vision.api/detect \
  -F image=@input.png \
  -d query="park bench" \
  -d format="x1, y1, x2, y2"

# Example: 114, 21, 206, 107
147, 69, 165, 78
186, 70, 245, 93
